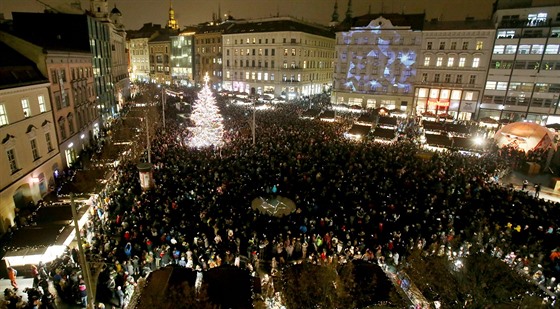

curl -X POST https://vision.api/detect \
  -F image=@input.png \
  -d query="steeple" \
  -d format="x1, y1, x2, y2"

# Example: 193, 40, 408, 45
90, 0, 109, 19
167, 0, 179, 30
331, 0, 339, 23
345, 0, 353, 21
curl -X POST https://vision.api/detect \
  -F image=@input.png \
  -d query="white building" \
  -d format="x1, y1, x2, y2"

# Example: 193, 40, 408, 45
0, 42, 62, 234
332, 14, 423, 112
479, 4, 560, 124
415, 20, 495, 120
222, 17, 335, 99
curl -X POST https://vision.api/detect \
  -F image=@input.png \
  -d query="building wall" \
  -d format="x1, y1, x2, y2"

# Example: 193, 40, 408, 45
0, 83, 62, 233
170, 33, 195, 86
46, 53, 100, 168
223, 27, 335, 99
415, 28, 495, 120
332, 17, 421, 111
479, 5, 560, 124
149, 41, 172, 84
129, 38, 151, 82
195, 31, 223, 89
110, 27, 130, 111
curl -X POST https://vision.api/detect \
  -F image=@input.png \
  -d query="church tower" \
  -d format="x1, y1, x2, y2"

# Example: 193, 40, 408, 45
90, 0, 109, 19
110, 4, 123, 28
344, 0, 353, 23
167, 1, 179, 30
329, 0, 340, 27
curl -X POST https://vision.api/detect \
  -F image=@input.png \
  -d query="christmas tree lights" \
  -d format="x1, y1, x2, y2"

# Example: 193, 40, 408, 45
188, 73, 225, 148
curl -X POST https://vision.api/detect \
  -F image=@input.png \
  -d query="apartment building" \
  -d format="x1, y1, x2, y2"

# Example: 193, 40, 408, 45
222, 17, 335, 99
0, 42, 62, 234
479, 4, 560, 124
415, 20, 495, 120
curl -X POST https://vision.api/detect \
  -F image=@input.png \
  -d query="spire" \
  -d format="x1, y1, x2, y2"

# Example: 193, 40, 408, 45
331, 0, 339, 23
345, 0, 352, 20
167, 0, 179, 30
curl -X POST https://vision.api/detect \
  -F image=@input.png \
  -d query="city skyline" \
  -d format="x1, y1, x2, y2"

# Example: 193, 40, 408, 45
0, 0, 497, 30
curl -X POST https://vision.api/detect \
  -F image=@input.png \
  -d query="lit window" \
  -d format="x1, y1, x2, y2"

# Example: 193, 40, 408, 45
38, 95, 47, 113
22, 98, 31, 117
0, 104, 8, 126
447, 57, 454, 67
472, 57, 480, 68
459, 57, 466, 67
423, 56, 431, 66
476, 41, 483, 50
493, 45, 505, 54
436, 57, 443, 67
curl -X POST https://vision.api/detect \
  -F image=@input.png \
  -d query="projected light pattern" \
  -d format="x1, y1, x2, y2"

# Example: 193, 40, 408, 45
336, 17, 419, 95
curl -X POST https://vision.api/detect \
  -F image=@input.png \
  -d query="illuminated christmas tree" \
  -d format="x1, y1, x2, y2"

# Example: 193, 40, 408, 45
188, 73, 224, 148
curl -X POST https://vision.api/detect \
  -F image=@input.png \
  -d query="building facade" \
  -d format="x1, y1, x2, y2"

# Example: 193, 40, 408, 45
195, 22, 231, 89
415, 21, 495, 120
223, 17, 335, 99
170, 27, 196, 86
478, 4, 560, 124
0, 42, 62, 234
332, 14, 423, 112
0, 31, 100, 169
149, 31, 175, 84
128, 23, 162, 83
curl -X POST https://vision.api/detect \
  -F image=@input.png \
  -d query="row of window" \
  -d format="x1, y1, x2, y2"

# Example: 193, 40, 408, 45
0, 96, 48, 126
493, 44, 560, 55
225, 59, 330, 69
340, 36, 420, 46
226, 48, 332, 58
420, 73, 477, 85
485, 81, 560, 93
491, 60, 560, 70
225, 71, 331, 82
227, 37, 333, 48
482, 95, 557, 108
426, 40, 483, 51
423, 55, 481, 68
6, 131, 55, 174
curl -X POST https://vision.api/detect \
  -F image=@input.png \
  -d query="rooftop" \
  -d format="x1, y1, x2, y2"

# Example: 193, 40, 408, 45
0, 42, 47, 90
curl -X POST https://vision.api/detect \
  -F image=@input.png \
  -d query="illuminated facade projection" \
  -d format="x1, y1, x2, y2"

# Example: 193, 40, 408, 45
478, 4, 560, 125
415, 20, 494, 120
332, 14, 423, 113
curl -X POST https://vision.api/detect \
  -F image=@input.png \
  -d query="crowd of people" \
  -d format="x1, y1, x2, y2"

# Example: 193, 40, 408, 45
6, 89, 560, 308
76, 90, 560, 307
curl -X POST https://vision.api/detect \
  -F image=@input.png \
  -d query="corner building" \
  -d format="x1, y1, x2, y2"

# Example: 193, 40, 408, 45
478, 3, 560, 124
222, 17, 335, 99
415, 20, 495, 120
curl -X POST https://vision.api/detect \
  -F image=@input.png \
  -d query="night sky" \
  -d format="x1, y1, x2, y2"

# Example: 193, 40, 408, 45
1, 0, 496, 30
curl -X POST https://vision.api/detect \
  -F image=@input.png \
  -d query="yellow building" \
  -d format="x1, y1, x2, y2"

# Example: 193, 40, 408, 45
0, 42, 62, 234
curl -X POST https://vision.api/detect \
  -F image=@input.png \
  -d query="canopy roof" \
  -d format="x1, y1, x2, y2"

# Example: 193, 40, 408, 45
494, 122, 555, 152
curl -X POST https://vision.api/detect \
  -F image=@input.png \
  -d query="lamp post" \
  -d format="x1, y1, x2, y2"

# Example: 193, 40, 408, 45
252, 97, 256, 146
162, 86, 166, 131
70, 194, 95, 309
